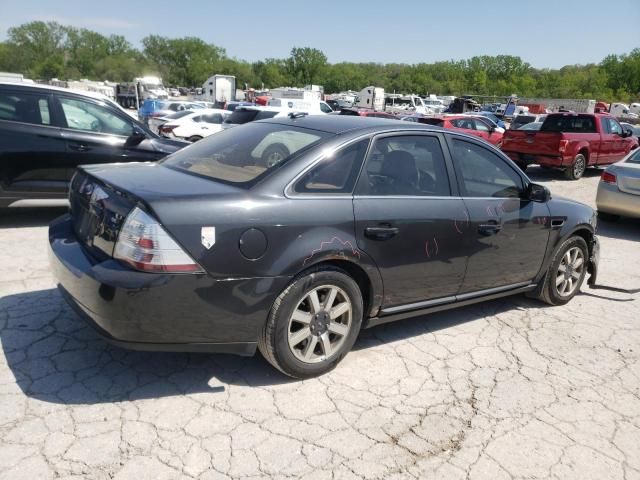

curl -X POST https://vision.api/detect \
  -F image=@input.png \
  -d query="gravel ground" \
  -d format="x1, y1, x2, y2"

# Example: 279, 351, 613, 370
0, 166, 639, 479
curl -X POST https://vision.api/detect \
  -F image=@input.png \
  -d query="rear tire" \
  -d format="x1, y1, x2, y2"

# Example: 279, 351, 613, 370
258, 267, 363, 379
564, 153, 587, 180
188, 135, 203, 142
533, 236, 589, 306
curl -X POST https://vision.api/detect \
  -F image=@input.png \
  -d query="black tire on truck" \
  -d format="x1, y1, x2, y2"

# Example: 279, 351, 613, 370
564, 153, 587, 180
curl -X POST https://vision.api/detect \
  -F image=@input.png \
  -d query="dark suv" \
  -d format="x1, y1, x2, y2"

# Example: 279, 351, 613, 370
0, 82, 187, 207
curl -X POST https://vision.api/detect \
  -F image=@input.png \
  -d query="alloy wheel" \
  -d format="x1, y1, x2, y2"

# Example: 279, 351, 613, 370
573, 157, 586, 178
555, 246, 585, 297
287, 285, 352, 364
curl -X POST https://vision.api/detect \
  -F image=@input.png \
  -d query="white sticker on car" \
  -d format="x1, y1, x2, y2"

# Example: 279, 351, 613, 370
201, 226, 216, 249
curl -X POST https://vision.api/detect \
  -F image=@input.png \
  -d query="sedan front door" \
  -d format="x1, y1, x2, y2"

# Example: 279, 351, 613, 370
55, 95, 159, 181
447, 138, 551, 293
353, 133, 470, 310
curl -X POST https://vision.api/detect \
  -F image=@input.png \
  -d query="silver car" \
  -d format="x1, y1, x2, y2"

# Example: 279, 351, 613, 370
596, 148, 640, 220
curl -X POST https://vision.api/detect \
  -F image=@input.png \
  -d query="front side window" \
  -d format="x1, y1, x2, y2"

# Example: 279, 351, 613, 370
0, 91, 51, 125
473, 119, 490, 132
357, 135, 450, 196
320, 102, 333, 114
452, 139, 524, 198
162, 123, 330, 186
607, 118, 622, 135
58, 97, 133, 136
450, 118, 476, 130
294, 139, 369, 194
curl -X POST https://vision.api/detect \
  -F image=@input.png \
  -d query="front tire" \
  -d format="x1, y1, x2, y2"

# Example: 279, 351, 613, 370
258, 267, 363, 379
564, 153, 587, 180
534, 236, 589, 306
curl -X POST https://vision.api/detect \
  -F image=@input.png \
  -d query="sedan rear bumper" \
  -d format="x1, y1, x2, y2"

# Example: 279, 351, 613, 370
49, 214, 291, 355
596, 182, 640, 218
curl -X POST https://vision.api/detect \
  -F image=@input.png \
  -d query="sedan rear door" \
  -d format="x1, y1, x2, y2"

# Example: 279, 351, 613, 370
353, 132, 470, 310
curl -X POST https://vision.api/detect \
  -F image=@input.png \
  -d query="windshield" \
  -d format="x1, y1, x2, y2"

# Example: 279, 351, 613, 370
161, 123, 331, 186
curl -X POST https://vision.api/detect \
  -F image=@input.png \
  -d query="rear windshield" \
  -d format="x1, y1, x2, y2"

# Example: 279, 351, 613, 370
512, 116, 535, 124
165, 110, 193, 120
627, 149, 640, 164
224, 109, 278, 125
420, 118, 444, 126
540, 115, 596, 133
161, 123, 331, 186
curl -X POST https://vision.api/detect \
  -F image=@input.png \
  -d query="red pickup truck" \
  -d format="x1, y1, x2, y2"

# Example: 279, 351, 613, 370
501, 113, 638, 179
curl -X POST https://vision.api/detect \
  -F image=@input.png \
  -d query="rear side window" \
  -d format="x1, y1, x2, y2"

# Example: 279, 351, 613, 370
540, 115, 596, 133
162, 123, 330, 186
0, 91, 51, 125
294, 139, 369, 194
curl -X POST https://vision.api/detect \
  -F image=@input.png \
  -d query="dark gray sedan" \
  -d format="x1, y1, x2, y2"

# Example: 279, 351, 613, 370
49, 116, 599, 378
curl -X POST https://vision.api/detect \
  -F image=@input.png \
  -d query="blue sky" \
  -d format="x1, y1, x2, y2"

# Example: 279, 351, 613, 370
1, 0, 639, 68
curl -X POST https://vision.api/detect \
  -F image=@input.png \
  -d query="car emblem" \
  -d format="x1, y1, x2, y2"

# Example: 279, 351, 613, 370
201, 227, 216, 249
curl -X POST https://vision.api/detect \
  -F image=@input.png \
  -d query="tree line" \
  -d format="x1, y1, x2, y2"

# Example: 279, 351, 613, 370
1, 21, 639, 102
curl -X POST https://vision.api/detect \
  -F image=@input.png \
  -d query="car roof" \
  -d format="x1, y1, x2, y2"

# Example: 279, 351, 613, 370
258, 114, 445, 134
0, 81, 130, 114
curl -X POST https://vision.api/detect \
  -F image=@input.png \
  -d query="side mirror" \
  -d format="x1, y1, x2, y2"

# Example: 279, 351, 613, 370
125, 128, 146, 147
526, 183, 551, 203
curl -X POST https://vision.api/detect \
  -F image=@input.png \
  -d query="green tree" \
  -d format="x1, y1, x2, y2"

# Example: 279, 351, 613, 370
286, 47, 327, 85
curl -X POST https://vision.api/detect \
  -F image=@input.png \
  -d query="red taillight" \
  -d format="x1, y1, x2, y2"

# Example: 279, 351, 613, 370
160, 124, 176, 134
559, 139, 569, 153
601, 171, 617, 184
114, 207, 204, 274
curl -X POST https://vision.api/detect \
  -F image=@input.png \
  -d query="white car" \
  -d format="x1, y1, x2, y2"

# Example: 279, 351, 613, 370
160, 108, 231, 142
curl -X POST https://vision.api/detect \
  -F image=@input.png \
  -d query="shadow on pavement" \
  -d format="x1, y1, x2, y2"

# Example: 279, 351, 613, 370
0, 287, 552, 404
596, 216, 640, 242
0, 207, 68, 229
525, 165, 603, 183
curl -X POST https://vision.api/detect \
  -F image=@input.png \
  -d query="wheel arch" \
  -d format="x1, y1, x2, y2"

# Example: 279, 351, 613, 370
295, 257, 383, 318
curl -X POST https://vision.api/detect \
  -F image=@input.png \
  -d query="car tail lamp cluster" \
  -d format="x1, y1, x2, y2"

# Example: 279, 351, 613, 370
559, 140, 570, 153
114, 207, 203, 273
159, 124, 177, 135
601, 171, 617, 184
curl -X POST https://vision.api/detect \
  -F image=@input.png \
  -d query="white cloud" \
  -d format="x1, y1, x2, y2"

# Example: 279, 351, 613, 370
31, 15, 139, 30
